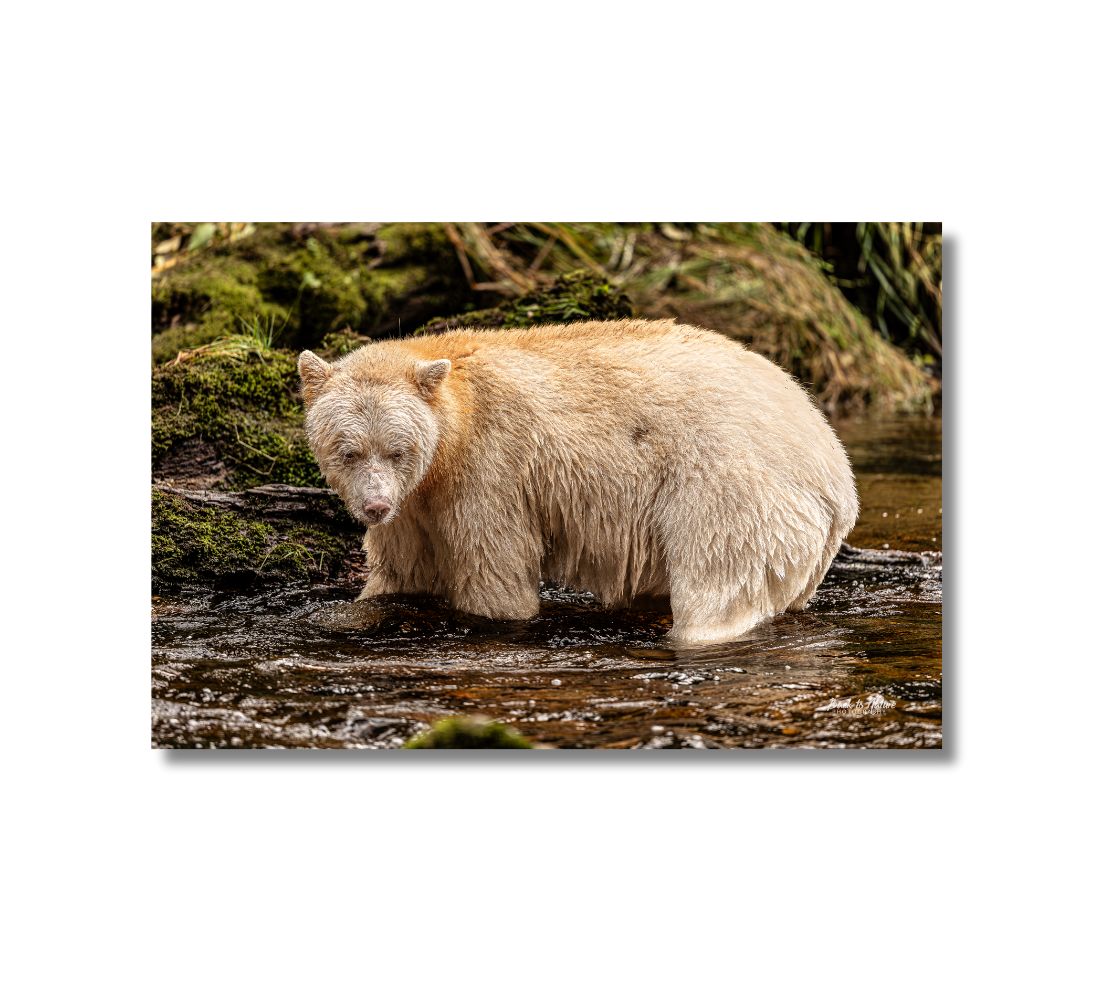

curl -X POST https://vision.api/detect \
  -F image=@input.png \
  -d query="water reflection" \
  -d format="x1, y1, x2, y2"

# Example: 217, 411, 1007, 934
152, 545, 941, 749
836, 416, 942, 551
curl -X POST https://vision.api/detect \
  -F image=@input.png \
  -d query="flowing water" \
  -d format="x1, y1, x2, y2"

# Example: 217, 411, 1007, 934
152, 416, 942, 750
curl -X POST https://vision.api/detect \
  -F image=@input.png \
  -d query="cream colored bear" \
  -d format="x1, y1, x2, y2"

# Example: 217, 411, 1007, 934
299, 319, 858, 645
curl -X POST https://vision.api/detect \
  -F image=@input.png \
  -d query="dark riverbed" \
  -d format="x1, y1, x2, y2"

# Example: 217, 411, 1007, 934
152, 417, 942, 750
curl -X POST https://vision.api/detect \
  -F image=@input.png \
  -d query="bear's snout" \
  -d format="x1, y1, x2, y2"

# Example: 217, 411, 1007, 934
363, 497, 392, 524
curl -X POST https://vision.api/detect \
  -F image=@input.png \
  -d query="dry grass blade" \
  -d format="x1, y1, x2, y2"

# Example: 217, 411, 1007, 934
448, 223, 537, 293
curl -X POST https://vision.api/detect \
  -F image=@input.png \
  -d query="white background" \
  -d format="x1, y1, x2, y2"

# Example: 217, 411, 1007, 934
3, 2, 1118, 997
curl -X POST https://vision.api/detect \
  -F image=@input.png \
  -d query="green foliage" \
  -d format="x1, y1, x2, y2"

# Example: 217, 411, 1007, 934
151, 488, 354, 590
404, 716, 535, 749
151, 338, 322, 488
151, 223, 472, 362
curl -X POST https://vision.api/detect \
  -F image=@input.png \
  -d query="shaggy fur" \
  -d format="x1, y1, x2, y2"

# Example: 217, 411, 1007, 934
299, 319, 858, 644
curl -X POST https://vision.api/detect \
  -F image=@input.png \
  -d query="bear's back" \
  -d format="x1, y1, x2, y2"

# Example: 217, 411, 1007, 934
409, 318, 765, 409
424, 320, 836, 456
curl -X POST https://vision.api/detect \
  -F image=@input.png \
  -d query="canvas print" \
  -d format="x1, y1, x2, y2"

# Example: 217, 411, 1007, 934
151, 223, 942, 749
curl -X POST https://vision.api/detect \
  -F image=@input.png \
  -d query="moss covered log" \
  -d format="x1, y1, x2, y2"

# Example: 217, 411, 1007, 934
152, 485, 362, 591
418, 270, 632, 334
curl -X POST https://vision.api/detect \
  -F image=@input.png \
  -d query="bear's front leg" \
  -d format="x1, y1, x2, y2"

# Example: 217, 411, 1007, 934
358, 570, 401, 601
447, 570, 541, 621
358, 523, 436, 600
438, 508, 543, 621
443, 546, 539, 618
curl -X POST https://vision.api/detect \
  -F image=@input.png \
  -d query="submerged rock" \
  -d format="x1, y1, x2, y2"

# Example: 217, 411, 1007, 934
404, 717, 536, 749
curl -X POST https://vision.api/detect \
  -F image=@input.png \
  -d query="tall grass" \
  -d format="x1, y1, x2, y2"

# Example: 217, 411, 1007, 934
778, 222, 942, 360
166, 313, 284, 366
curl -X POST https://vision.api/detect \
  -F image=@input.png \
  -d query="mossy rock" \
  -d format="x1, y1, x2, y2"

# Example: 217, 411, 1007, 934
404, 717, 535, 749
152, 341, 320, 489
152, 223, 472, 362
418, 270, 632, 334
152, 486, 361, 591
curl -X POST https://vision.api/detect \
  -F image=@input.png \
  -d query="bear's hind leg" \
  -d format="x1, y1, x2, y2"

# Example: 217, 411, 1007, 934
786, 515, 849, 611
659, 472, 839, 642
786, 555, 832, 612
667, 579, 774, 646
659, 475, 777, 645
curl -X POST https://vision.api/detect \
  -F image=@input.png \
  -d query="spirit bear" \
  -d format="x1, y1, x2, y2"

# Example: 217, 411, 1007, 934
299, 319, 858, 645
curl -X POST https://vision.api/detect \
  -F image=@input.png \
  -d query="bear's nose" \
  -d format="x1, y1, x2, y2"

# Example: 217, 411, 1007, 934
363, 498, 391, 521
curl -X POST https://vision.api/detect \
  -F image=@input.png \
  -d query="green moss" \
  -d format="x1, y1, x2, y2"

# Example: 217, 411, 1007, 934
404, 717, 536, 749
153, 256, 265, 322
256, 234, 368, 337
152, 223, 472, 360
151, 487, 356, 590
151, 342, 322, 488
151, 323, 224, 363
418, 270, 632, 333
320, 328, 372, 359
152, 490, 270, 586
376, 222, 460, 267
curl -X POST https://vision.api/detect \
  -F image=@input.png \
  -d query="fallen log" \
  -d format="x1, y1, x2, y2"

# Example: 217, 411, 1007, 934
164, 483, 355, 526
152, 484, 364, 591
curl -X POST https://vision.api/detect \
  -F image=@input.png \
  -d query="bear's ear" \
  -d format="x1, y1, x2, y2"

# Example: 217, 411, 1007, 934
298, 351, 332, 405
415, 359, 451, 399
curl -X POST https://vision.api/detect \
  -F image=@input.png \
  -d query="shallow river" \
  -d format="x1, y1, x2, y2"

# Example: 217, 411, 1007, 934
152, 417, 942, 750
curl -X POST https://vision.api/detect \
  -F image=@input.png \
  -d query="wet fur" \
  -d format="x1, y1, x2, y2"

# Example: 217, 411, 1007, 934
300, 319, 858, 645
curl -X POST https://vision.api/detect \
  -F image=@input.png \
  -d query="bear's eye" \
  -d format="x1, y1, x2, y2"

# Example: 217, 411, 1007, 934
341, 450, 360, 464
388, 450, 405, 462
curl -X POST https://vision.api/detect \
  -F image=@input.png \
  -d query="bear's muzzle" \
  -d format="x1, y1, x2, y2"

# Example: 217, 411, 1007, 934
363, 497, 392, 524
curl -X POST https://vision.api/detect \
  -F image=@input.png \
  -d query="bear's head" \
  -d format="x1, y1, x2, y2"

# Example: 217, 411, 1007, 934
298, 346, 451, 528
